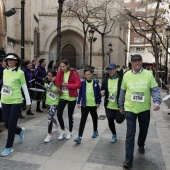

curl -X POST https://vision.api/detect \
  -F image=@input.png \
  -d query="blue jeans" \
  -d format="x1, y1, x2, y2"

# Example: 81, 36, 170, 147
125, 110, 150, 162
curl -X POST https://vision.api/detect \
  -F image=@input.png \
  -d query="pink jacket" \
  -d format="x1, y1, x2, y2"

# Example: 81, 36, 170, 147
55, 69, 81, 97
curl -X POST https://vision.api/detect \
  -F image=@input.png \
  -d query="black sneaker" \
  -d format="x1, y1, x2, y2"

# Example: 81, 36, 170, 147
42, 105, 47, 109
123, 160, 132, 169
138, 147, 145, 154
36, 109, 43, 113
19, 114, 25, 119
26, 111, 34, 115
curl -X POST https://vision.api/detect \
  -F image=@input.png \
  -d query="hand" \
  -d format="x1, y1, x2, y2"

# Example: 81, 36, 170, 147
53, 90, 59, 94
119, 109, 125, 114
153, 104, 160, 111
77, 104, 81, 109
96, 104, 100, 108
52, 76, 56, 82
42, 78, 45, 81
62, 83, 67, 87
100, 90, 105, 96
26, 105, 30, 111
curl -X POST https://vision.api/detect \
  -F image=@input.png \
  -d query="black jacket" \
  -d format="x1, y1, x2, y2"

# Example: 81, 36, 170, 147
101, 71, 123, 108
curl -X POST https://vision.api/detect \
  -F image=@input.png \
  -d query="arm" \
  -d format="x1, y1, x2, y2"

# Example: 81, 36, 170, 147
67, 71, 81, 89
118, 89, 126, 110
77, 84, 82, 104
96, 83, 102, 104
150, 86, 162, 105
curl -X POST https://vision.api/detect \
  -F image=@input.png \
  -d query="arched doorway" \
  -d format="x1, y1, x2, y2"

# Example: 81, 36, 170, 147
61, 44, 76, 68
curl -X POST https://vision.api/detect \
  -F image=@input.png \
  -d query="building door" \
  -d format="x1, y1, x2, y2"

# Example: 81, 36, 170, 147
61, 44, 76, 68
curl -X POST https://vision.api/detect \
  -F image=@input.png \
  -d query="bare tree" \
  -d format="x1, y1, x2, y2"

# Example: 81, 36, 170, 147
123, 0, 170, 83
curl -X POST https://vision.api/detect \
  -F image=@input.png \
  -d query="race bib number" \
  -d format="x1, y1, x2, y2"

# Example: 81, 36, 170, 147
62, 87, 68, 92
48, 92, 57, 101
1, 85, 12, 96
108, 94, 116, 103
131, 92, 144, 102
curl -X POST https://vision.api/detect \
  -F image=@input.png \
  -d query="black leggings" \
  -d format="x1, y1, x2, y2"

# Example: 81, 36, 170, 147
2, 103, 23, 148
57, 99, 76, 132
78, 106, 98, 137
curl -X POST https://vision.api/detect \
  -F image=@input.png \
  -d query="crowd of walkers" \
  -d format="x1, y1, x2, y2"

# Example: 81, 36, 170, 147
0, 53, 162, 169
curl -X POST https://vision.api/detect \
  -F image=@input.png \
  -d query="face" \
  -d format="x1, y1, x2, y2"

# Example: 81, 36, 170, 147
84, 71, 93, 81
47, 72, 53, 81
2, 60, 6, 67
27, 62, 32, 69
7, 59, 17, 68
41, 60, 46, 67
33, 60, 37, 65
52, 61, 56, 67
131, 59, 143, 72
60, 63, 69, 72
108, 68, 117, 77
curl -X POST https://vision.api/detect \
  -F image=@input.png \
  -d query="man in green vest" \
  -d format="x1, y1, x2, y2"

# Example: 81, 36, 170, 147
119, 54, 161, 169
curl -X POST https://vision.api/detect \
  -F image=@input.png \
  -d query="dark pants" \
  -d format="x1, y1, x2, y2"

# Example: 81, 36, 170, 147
105, 108, 125, 136
35, 83, 46, 110
57, 99, 76, 132
125, 110, 150, 162
78, 106, 98, 137
2, 103, 23, 148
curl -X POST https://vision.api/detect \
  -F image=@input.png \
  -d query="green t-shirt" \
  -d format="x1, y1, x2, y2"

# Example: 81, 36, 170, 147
107, 78, 119, 110
121, 69, 157, 114
1, 69, 26, 104
60, 71, 76, 101
86, 81, 96, 106
45, 83, 60, 105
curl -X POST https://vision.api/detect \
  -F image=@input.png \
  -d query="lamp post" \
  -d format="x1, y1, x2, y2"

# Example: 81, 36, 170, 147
165, 26, 170, 84
3, 0, 26, 63
89, 29, 95, 67
124, 49, 128, 66
159, 49, 162, 66
107, 43, 113, 64
21, 0, 25, 63
57, 0, 65, 63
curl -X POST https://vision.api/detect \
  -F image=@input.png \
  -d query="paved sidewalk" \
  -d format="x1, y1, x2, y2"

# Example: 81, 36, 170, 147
0, 88, 170, 170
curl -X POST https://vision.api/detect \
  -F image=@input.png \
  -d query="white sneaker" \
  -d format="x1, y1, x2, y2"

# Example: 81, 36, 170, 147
44, 134, 52, 143
58, 131, 66, 140
66, 131, 72, 140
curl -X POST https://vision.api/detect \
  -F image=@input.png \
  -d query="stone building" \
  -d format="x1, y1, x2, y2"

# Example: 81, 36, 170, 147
0, 0, 127, 70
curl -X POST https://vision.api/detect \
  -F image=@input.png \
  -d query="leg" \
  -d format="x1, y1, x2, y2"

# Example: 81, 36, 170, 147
137, 110, 150, 148
125, 111, 137, 163
89, 106, 98, 132
57, 100, 67, 130
67, 100, 76, 132
2, 104, 22, 148
78, 106, 89, 137
105, 108, 116, 135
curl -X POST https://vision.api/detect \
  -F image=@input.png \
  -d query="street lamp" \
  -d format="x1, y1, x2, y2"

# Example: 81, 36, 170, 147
88, 29, 96, 67
165, 26, 170, 84
3, 0, 26, 63
159, 49, 162, 66
107, 43, 113, 64
124, 49, 128, 66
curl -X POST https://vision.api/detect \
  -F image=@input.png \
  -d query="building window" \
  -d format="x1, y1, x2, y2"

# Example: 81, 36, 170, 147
135, 7, 146, 12
134, 38, 144, 43
136, 47, 145, 52
124, 0, 131, 3
34, 28, 40, 58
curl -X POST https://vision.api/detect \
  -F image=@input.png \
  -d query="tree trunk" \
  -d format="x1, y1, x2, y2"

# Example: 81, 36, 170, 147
83, 32, 87, 68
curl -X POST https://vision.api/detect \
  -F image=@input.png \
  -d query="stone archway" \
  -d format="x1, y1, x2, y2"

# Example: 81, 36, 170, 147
61, 44, 76, 68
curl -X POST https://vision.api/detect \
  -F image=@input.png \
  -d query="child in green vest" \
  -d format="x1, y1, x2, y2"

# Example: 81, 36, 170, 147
44, 70, 60, 143
74, 68, 101, 144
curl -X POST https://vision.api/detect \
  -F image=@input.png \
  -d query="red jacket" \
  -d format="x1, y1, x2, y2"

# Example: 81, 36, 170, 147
55, 69, 81, 97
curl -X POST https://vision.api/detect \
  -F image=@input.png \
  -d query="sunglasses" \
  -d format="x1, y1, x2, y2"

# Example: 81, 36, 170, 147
107, 68, 115, 72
